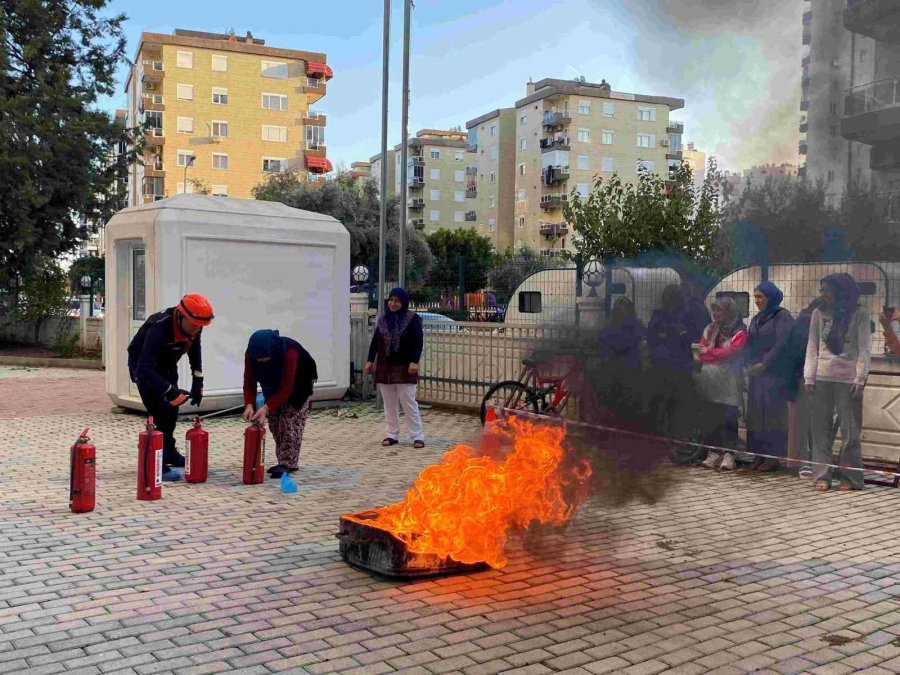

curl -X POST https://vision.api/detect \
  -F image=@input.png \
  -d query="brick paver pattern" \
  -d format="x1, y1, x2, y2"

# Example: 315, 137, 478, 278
2, 367, 900, 674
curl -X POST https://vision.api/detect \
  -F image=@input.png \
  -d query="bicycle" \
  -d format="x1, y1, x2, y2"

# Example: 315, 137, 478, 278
479, 357, 572, 425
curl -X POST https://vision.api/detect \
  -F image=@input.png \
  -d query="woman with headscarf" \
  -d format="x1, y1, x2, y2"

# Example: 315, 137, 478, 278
599, 297, 644, 373
696, 297, 747, 471
783, 298, 824, 477
745, 281, 795, 472
242, 330, 318, 478
365, 288, 426, 448
804, 273, 871, 491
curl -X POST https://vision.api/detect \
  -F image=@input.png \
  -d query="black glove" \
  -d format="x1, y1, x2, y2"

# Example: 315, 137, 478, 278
165, 387, 190, 407
189, 377, 204, 406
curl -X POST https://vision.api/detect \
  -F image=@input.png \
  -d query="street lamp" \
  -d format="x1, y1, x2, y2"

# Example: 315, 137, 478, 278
352, 265, 370, 285
582, 260, 605, 298
183, 155, 195, 194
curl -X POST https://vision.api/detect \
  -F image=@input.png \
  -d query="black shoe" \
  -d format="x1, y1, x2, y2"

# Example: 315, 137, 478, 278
166, 451, 186, 468
268, 464, 287, 478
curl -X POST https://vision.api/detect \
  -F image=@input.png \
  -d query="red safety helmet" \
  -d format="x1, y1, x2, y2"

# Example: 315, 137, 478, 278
177, 294, 215, 326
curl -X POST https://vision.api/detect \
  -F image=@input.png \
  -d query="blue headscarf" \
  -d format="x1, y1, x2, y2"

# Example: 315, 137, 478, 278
377, 287, 413, 355
822, 273, 861, 355
247, 329, 285, 400
755, 281, 784, 323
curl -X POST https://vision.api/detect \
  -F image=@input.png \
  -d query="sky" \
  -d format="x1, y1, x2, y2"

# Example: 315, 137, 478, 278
101, 0, 802, 174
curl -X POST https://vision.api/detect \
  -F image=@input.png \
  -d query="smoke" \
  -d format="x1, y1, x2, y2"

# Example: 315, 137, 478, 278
604, 0, 802, 171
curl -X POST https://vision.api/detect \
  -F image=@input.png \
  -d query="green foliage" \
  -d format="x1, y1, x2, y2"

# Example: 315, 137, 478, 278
0, 0, 140, 306
51, 327, 79, 358
69, 256, 105, 295
188, 177, 212, 195
15, 257, 69, 343
253, 172, 434, 288
424, 228, 494, 293
564, 159, 723, 264
487, 247, 567, 306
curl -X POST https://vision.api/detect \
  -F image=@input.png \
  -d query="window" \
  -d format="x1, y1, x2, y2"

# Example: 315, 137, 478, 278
579, 100, 591, 115
831, 125, 837, 138
430, 149, 440, 160
454, 211, 465, 223
430, 210, 440, 222
519, 291, 542, 313
637, 133, 655, 148
518, 163, 525, 176
262, 125, 288, 142
638, 107, 656, 122
827, 170, 835, 182
455, 150, 464, 161
212, 87, 228, 105
489, 146, 498, 160
262, 93, 288, 110
830, 102, 838, 116
520, 112, 527, 125
490, 124, 497, 136
306, 125, 325, 149
454, 190, 465, 202
577, 155, 590, 170
430, 189, 440, 201
602, 130, 614, 145
488, 218, 496, 232
489, 171, 496, 183
430, 168, 441, 180
489, 195, 496, 208
212, 54, 227, 72
176, 51, 193, 69
176, 182, 194, 195
454, 170, 465, 182
577, 128, 590, 143
211, 121, 228, 137
261, 60, 288, 78
176, 150, 195, 167
601, 157, 614, 172
212, 184, 228, 197
262, 157, 286, 173
517, 189, 526, 201
519, 137, 527, 150
576, 183, 589, 197
602, 102, 615, 117
176, 84, 194, 101
637, 159, 656, 173
176, 116, 193, 134
212, 153, 228, 170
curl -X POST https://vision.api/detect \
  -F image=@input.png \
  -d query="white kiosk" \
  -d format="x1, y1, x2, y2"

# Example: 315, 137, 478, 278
105, 195, 350, 412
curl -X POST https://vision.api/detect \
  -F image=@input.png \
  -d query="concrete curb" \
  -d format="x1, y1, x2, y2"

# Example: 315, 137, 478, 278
0, 355, 104, 370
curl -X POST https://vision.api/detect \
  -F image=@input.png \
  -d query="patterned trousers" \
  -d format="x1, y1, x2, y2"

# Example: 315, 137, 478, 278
267, 400, 310, 469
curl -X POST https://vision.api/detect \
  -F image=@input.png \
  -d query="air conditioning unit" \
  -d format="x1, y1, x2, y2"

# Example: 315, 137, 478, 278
661, 139, 670, 147
144, 82, 154, 91
209, 135, 223, 144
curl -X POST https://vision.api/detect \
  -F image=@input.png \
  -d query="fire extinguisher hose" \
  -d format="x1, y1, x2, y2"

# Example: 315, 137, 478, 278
69, 429, 89, 501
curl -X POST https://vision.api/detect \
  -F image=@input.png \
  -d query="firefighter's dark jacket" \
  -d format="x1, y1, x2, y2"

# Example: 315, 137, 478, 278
127, 308, 202, 399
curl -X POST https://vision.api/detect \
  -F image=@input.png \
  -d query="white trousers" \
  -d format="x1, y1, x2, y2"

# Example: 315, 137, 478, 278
379, 383, 424, 443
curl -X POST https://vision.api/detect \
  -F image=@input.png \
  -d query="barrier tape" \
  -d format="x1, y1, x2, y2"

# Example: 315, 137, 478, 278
494, 407, 900, 482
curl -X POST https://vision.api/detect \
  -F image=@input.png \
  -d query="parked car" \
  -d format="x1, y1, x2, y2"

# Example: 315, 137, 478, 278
65, 298, 104, 318
418, 312, 462, 332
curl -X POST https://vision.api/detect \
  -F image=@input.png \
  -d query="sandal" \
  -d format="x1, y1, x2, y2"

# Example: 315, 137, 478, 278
814, 481, 830, 492
837, 482, 859, 492
414, 440, 425, 449
382, 438, 398, 447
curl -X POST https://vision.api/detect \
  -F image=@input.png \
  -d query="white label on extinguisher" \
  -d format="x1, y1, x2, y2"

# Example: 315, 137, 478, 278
185, 439, 192, 474
155, 448, 163, 488
261, 433, 267, 465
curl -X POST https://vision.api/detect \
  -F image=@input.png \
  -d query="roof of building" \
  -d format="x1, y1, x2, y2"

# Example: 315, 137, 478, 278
466, 109, 503, 129
393, 129, 467, 152
351, 162, 371, 169
515, 78, 684, 111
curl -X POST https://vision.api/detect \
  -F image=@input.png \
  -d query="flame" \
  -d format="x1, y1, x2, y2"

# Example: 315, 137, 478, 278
346, 417, 592, 569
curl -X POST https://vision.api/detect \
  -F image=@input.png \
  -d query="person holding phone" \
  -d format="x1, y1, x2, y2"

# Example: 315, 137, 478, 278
879, 306, 900, 356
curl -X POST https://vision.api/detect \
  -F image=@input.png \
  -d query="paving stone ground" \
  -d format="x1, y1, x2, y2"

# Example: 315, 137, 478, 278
3, 367, 900, 674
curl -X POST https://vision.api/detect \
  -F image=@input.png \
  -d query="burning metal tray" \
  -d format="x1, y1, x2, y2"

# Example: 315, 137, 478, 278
337, 510, 488, 578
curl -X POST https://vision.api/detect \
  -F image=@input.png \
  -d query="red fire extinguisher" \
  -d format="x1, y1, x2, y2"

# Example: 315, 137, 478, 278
243, 422, 266, 485
69, 428, 96, 513
185, 416, 208, 484
137, 416, 163, 501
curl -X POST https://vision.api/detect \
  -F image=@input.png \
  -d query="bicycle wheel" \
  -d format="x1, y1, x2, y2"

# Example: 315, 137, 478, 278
480, 381, 539, 425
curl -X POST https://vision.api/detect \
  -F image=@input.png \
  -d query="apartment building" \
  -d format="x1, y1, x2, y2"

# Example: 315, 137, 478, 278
124, 29, 332, 205
397, 130, 470, 234
369, 150, 396, 197
465, 109, 517, 251
348, 161, 371, 190
512, 78, 683, 254
683, 141, 707, 195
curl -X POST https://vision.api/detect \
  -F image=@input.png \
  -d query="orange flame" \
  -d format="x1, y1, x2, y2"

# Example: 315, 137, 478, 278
346, 417, 592, 569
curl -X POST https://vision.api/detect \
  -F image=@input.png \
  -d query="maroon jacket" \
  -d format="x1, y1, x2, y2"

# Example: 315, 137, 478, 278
368, 313, 424, 385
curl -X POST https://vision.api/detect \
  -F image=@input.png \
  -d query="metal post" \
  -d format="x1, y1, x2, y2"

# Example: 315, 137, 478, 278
458, 256, 467, 317
398, 0, 412, 288
377, 0, 391, 321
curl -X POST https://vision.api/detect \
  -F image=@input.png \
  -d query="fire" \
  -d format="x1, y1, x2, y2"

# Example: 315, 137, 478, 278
346, 417, 592, 569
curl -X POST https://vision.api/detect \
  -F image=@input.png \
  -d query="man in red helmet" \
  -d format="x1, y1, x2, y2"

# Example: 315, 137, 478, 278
128, 294, 214, 481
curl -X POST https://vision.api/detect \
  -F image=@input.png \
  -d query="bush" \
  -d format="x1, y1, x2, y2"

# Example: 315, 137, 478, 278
51, 328, 79, 358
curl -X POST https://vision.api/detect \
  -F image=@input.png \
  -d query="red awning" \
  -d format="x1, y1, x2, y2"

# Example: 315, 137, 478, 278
306, 155, 333, 173
306, 61, 333, 80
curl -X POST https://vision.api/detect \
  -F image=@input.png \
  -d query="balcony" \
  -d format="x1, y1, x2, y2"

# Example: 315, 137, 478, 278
465, 211, 477, 222
871, 143, 900, 170
844, 0, 900, 44
842, 79, 900, 144
408, 176, 425, 189
467, 141, 478, 152
542, 111, 571, 128
540, 136, 570, 152
410, 155, 425, 167
302, 110, 327, 126
143, 194, 165, 204
144, 127, 164, 146
539, 221, 569, 238
302, 77, 327, 101
410, 218, 425, 228
141, 60, 163, 83
144, 158, 165, 176
802, 27, 811, 45
139, 94, 164, 113
666, 151, 683, 161
466, 186, 477, 198
540, 193, 568, 210
799, 141, 808, 155
801, 99, 810, 112
305, 140, 327, 156
800, 121, 809, 134
666, 122, 684, 135
543, 166, 570, 185
408, 198, 424, 210
466, 165, 478, 175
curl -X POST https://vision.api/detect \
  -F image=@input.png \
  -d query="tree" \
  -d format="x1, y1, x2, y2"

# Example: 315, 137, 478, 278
424, 228, 494, 295
13, 256, 69, 343
0, 0, 138, 309
564, 159, 722, 265
252, 172, 433, 288
69, 255, 105, 296
188, 177, 212, 195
